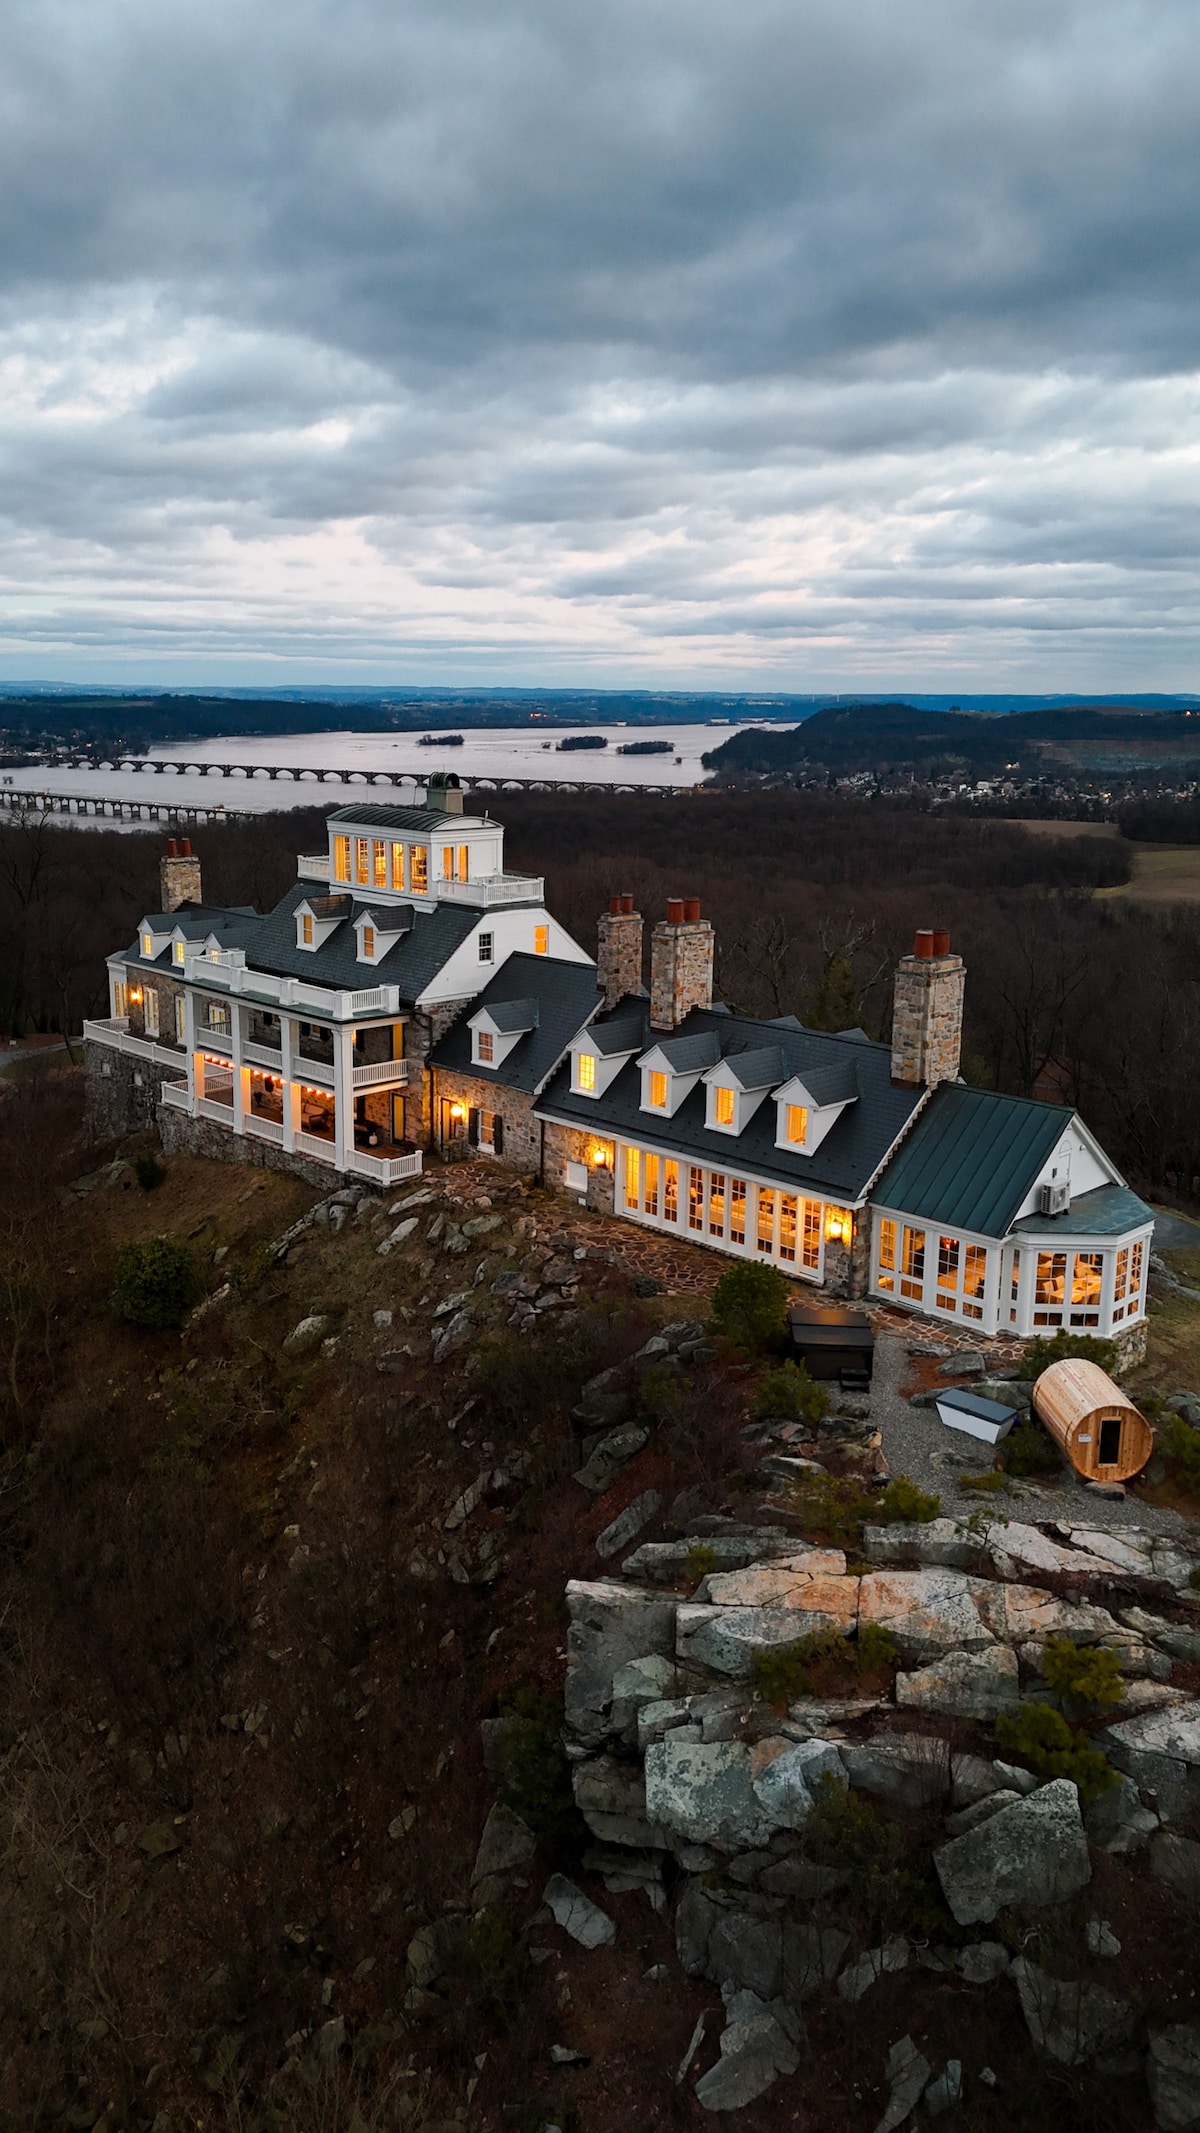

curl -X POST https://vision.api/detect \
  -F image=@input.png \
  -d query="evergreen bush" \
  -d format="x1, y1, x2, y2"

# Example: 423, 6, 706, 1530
1000, 1417, 1061, 1477
710, 1260, 790, 1354
754, 1358, 831, 1426
1023, 1328, 1120, 1379
1041, 1638, 1124, 1712
876, 1475, 942, 1524
113, 1237, 198, 1329
994, 1701, 1117, 1803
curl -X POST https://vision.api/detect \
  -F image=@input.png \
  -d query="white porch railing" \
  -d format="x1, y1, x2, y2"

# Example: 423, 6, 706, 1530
295, 1053, 336, 1086
352, 1057, 410, 1088
197, 1096, 235, 1125
83, 1017, 189, 1070
199, 1026, 233, 1054
160, 1081, 192, 1113
245, 1041, 284, 1071
437, 872, 544, 907
245, 1113, 284, 1144
296, 1130, 338, 1165
297, 854, 331, 881
350, 1147, 423, 1185
181, 949, 401, 1021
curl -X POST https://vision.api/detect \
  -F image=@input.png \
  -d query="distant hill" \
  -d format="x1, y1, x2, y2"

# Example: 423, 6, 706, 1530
703, 700, 1200, 779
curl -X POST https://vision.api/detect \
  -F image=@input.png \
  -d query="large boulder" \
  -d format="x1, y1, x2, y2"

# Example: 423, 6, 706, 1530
975, 1581, 1121, 1647
857, 1569, 995, 1663
543, 1873, 616, 1949
934, 1779, 1090, 1925
676, 1586, 858, 1678
622, 1534, 799, 1583
842, 1733, 951, 1809
708, 1910, 785, 2000
703, 1551, 848, 1604
645, 1739, 779, 1850
861, 1520, 985, 1572
1011, 1957, 1135, 2066
751, 1738, 847, 1830
896, 1645, 1019, 1722
694, 1989, 803, 2113
1148, 2025, 1200, 2130
565, 1580, 678, 1744
1151, 1832, 1200, 1900
1103, 1702, 1200, 1822
1083, 1773, 1158, 1854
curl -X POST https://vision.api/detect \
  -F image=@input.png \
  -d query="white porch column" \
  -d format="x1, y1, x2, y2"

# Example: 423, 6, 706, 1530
231, 1000, 247, 1136
280, 1014, 298, 1152
183, 989, 198, 1110
336, 1022, 356, 1173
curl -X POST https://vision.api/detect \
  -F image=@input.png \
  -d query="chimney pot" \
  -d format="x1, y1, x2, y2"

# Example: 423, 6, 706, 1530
683, 896, 701, 922
914, 929, 935, 959
167, 838, 178, 856
620, 893, 634, 914
609, 895, 623, 915
932, 928, 951, 957
666, 897, 685, 925
181, 837, 192, 856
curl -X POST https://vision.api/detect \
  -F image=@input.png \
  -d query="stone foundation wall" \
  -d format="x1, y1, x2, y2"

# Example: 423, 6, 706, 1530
541, 1118, 616, 1213
157, 1105, 339, 1190
430, 1068, 540, 1170
84, 1040, 185, 1144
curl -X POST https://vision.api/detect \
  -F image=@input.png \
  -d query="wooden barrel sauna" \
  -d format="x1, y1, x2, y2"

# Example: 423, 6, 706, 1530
1032, 1358, 1154, 1482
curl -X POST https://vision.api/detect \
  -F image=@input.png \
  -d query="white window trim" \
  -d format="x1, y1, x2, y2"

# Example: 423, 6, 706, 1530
612, 1138, 832, 1284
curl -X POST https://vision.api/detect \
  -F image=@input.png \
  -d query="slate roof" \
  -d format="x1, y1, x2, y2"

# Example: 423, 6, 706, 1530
1012, 1182, 1155, 1238
642, 1030, 722, 1074
430, 954, 603, 1095
121, 905, 261, 969
538, 1000, 926, 1204
591, 1016, 645, 1056
723, 1046, 788, 1090
786, 1059, 861, 1107
482, 998, 540, 1035
874, 1083, 1080, 1238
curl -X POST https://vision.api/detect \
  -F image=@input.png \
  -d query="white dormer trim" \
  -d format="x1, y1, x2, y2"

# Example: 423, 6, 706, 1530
296, 899, 345, 953
353, 909, 405, 965
637, 1043, 705, 1119
571, 1036, 635, 1100
774, 1075, 855, 1157
468, 1004, 528, 1072
702, 1060, 775, 1136
138, 918, 172, 962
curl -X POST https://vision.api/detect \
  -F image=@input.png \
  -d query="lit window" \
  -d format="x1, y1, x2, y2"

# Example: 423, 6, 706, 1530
141, 932, 153, 957
786, 1104, 808, 1146
802, 1200, 822, 1269
1130, 1239, 1144, 1302
334, 835, 351, 883
730, 1179, 746, 1245
900, 1226, 926, 1300
757, 1189, 776, 1256
362, 925, 375, 959
534, 925, 549, 955
356, 837, 370, 885
391, 842, 405, 891
709, 1172, 726, 1235
644, 1152, 660, 1217
144, 988, 159, 1037
477, 1030, 494, 1063
688, 1166, 704, 1231
1070, 1252, 1103, 1328
624, 1145, 640, 1209
410, 846, 428, 894
458, 844, 469, 883
443, 845, 454, 880
937, 1234, 960, 1311
877, 1217, 896, 1292
1034, 1250, 1067, 1326
577, 1052, 596, 1092
1112, 1245, 1128, 1320
373, 840, 387, 888
302, 913, 314, 945
779, 1195, 797, 1262
648, 1070, 668, 1109
963, 1245, 987, 1322
714, 1086, 735, 1127
664, 1159, 679, 1223
174, 995, 187, 1043
173, 940, 185, 965
478, 932, 494, 964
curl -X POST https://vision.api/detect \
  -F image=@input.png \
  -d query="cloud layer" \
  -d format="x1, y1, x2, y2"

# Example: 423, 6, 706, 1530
0, 0, 1197, 684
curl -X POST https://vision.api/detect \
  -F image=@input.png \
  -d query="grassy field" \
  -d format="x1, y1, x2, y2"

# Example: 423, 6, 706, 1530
1012, 821, 1200, 903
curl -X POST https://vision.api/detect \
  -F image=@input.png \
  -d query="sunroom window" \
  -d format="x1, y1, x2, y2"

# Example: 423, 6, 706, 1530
1034, 1251, 1067, 1326
1071, 1252, 1103, 1327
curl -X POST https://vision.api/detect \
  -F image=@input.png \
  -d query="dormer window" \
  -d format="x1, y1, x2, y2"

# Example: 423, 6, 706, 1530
477, 1030, 494, 1064
648, 1071, 668, 1109
141, 931, 154, 958
302, 913, 314, 946
173, 940, 186, 966
714, 1086, 735, 1127
577, 1052, 597, 1093
774, 1065, 858, 1157
785, 1104, 808, 1146
362, 925, 376, 960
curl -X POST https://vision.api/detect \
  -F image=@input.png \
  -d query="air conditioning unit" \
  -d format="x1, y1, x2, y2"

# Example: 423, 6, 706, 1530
1039, 1180, 1071, 1217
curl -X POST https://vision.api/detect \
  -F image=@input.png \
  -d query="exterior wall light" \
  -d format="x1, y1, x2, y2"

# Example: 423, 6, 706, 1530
590, 1142, 613, 1168
449, 1101, 467, 1121
824, 1206, 853, 1246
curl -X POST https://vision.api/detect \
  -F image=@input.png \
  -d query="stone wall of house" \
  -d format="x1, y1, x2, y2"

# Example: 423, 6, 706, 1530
84, 1039, 186, 1144
129, 968, 189, 1050
540, 1118, 616, 1214
157, 1105, 336, 1190
429, 1067, 541, 1170
821, 1207, 873, 1300
890, 951, 965, 1088
404, 1000, 474, 1143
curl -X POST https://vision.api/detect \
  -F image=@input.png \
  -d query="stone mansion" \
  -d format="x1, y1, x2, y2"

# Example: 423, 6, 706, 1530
84, 790, 1154, 1350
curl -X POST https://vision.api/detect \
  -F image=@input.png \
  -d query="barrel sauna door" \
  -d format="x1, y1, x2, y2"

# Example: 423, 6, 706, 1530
1098, 1415, 1123, 1467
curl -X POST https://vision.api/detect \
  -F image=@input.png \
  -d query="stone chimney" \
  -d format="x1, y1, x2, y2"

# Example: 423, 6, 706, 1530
650, 896, 715, 1032
597, 893, 643, 1010
890, 928, 965, 1087
160, 836, 202, 914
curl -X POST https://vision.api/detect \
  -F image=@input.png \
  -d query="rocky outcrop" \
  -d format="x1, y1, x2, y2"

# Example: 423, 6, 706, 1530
934, 1779, 1090, 1925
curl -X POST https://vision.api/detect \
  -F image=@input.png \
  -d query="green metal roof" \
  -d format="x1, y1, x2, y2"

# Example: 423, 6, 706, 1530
874, 1083, 1073, 1239
1013, 1182, 1154, 1238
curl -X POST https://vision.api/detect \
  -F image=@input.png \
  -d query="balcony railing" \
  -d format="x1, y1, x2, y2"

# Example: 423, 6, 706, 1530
437, 872, 544, 907
245, 1040, 284, 1071
160, 1081, 193, 1114
297, 854, 331, 881
197, 1096, 234, 1125
350, 1147, 423, 1185
83, 1017, 190, 1071
245, 1113, 284, 1144
182, 949, 401, 1020
199, 1026, 233, 1054
296, 1130, 338, 1165
295, 1053, 336, 1087
351, 1057, 410, 1089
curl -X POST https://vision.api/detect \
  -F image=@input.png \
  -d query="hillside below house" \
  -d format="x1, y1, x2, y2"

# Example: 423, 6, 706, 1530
7, 1069, 1200, 2131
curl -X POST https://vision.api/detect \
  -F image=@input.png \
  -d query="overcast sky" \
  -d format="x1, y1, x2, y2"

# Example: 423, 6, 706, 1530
1, 0, 1197, 688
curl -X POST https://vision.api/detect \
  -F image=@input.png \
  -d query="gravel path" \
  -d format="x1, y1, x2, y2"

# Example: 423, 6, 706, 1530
868, 1331, 1194, 1539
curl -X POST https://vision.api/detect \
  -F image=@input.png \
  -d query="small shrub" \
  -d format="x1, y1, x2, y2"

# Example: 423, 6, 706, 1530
876, 1476, 941, 1524
754, 1359, 830, 1427
1041, 1638, 1124, 1712
1000, 1417, 1061, 1477
636, 1359, 684, 1428
1161, 1415, 1200, 1494
960, 1468, 1007, 1495
685, 1542, 719, 1583
496, 1686, 587, 1858
856, 1622, 899, 1674
133, 1149, 166, 1191
113, 1237, 198, 1329
710, 1261, 790, 1355
786, 1471, 876, 1545
1023, 1329, 1120, 1379
994, 1702, 1117, 1803
751, 1628, 856, 1705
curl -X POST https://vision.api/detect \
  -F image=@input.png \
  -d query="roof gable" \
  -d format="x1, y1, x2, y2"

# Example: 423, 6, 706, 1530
875, 1083, 1079, 1237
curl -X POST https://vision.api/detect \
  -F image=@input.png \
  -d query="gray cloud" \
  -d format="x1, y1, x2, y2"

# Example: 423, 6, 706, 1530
0, 0, 1197, 682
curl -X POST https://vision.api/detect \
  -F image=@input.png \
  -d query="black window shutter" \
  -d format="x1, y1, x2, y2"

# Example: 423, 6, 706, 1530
493, 1114, 504, 1155
468, 1107, 480, 1145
